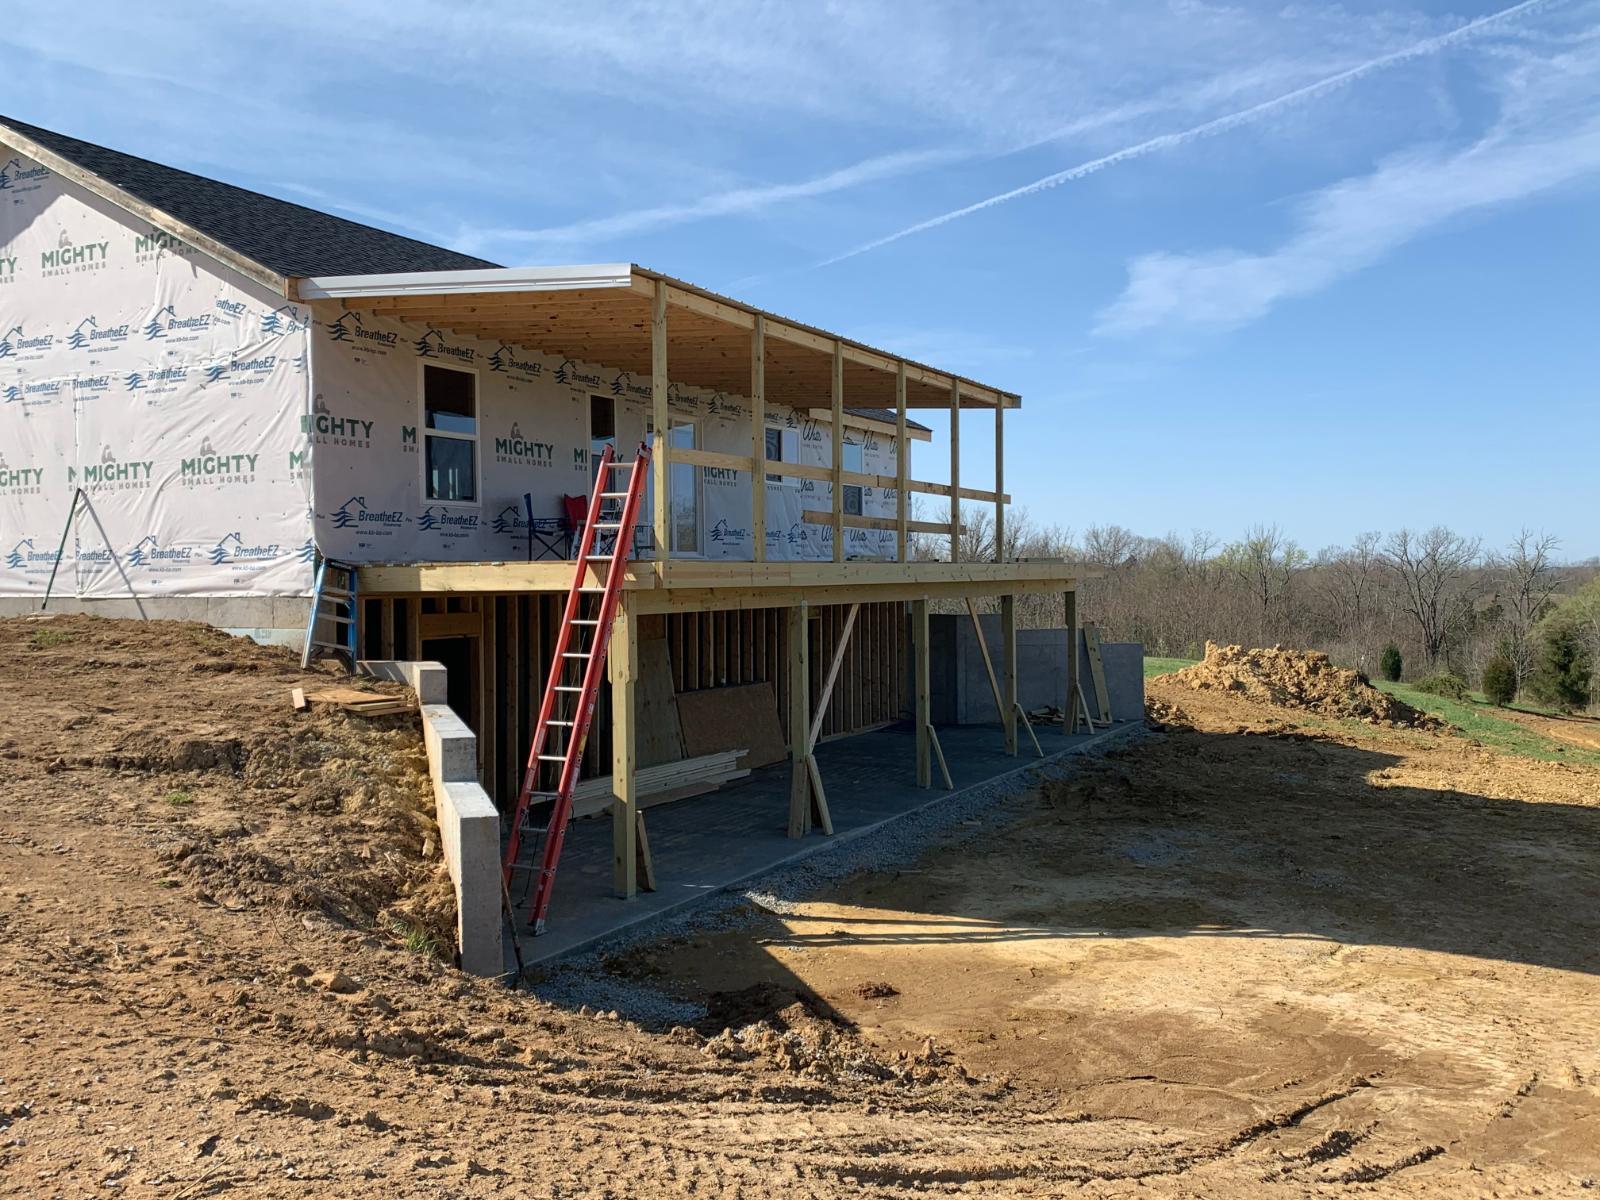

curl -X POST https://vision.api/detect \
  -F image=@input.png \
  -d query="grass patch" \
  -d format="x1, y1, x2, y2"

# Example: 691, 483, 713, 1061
1144, 656, 1197, 679
30, 628, 72, 649
1377, 681, 1600, 767
388, 917, 442, 959
165, 789, 195, 806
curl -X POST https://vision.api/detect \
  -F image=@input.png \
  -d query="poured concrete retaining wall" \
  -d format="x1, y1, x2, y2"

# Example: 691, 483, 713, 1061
361, 660, 502, 977
928, 616, 1144, 726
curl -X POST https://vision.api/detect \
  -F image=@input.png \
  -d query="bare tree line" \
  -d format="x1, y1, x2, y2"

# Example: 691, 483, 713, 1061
916, 505, 1597, 701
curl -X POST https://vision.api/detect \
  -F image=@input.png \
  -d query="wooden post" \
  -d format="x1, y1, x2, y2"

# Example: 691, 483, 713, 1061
610, 598, 639, 897
831, 340, 844, 563
895, 362, 908, 563
912, 597, 931, 787
787, 602, 811, 836
994, 400, 1005, 563
1001, 594, 1018, 755
949, 380, 961, 562
651, 279, 670, 561
751, 315, 766, 564
1064, 588, 1080, 735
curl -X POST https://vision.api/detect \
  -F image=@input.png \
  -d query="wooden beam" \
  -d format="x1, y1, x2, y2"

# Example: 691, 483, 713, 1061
831, 340, 844, 563
787, 602, 811, 836
418, 610, 481, 639
1001, 594, 1018, 756
912, 598, 931, 788
670, 447, 755, 473
801, 510, 961, 537
751, 315, 766, 564
994, 400, 1005, 563
363, 557, 1083, 598
895, 362, 908, 563
651, 279, 669, 560
949, 379, 961, 562
610, 599, 639, 898
807, 603, 860, 754
1065, 589, 1080, 735
965, 596, 1007, 735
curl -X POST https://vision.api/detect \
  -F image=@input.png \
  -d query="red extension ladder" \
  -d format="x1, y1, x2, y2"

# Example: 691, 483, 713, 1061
502, 442, 651, 934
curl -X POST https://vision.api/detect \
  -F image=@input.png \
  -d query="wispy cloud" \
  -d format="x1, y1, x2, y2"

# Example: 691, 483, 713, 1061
1095, 37, 1600, 336
811, 0, 1557, 270
453, 148, 959, 254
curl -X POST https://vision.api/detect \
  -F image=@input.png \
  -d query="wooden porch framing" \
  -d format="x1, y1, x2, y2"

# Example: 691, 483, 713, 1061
359, 561, 1081, 900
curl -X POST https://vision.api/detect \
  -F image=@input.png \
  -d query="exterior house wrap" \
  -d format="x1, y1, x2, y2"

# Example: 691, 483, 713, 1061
1, 127, 909, 601
0, 148, 314, 596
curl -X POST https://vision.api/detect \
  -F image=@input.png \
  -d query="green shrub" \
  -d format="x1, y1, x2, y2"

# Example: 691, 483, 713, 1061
1413, 671, 1470, 701
1481, 656, 1517, 706
1379, 643, 1403, 682
1528, 583, 1597, 711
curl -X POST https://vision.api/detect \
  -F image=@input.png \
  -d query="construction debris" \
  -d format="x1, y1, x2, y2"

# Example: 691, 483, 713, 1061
571, 751, 750, 818
293, 685, 417, 718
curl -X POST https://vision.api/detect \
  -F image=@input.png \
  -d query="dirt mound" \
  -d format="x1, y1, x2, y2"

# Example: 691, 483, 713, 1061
1167, 642, 1440, 728
0, 613, 453, 946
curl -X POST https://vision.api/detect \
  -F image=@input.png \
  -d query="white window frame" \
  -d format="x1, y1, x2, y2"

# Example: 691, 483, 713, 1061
418, 359, 482, 508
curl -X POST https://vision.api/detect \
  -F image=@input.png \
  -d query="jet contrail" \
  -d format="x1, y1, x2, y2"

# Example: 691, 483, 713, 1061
814, 0, 1558, 269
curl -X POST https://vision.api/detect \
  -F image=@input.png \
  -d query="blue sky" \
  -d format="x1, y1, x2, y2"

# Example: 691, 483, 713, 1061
6, 0, 1598, 556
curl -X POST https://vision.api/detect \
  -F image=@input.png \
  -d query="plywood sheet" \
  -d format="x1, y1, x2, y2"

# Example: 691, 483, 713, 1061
676, 681, 787, 768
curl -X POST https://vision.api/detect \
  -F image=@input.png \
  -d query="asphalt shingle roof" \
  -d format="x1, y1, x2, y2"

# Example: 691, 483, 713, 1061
0, 115, 499, 279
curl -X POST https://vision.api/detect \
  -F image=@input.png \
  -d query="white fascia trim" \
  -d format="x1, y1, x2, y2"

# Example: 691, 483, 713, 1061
295, 263, 634, 300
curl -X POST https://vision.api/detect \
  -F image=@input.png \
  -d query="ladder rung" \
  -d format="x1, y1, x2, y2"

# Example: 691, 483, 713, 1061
561, 651, 588, 659
546, 719, 574, 727
572, 619, 598, 625
537, 754, 568, 762
592, 522, 621, 530
604, 461, 633, 470
600, 491, 629, 498
586, 554, 613, 560
553, 685, 584, 692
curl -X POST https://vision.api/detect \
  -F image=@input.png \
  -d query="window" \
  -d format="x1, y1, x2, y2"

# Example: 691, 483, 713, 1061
590, 395, 615, 485
669, 421, 699, 554
842, 439, 864, 516
764, 425, 799, 485
422, 364, 477, 502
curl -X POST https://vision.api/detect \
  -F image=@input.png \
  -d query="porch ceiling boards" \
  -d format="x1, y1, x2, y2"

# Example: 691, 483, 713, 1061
294, 265, 1020, 414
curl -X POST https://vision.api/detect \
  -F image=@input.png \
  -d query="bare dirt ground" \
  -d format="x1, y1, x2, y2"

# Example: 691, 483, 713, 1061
3, 616, 1598, 1197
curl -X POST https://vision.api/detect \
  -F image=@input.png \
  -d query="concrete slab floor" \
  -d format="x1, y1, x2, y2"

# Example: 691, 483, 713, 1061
506, 718, 1140, 970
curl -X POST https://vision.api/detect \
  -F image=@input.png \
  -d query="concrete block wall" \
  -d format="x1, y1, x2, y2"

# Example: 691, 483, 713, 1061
928, 615, 1144, 726
361, 659, 503, 977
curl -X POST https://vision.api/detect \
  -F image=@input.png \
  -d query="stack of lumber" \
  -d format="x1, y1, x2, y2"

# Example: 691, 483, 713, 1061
291, 686, 416, 717
571, 750, 749, 819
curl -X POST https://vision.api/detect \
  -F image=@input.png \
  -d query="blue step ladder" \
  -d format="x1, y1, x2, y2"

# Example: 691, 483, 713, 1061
302, 557, 359, 670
